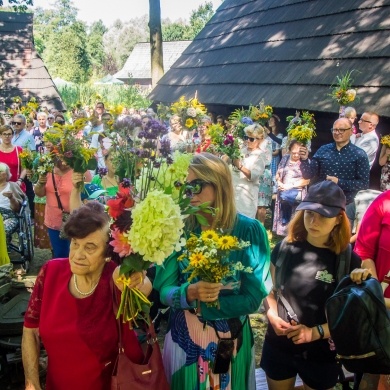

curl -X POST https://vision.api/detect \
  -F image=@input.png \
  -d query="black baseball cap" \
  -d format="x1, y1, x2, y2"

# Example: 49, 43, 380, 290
296, 181, 346, 218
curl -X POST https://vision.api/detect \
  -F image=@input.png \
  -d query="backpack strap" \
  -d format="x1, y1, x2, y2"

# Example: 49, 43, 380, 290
274, 238, 300, 324
336, 244, 351, 284
274, 237, 289, 290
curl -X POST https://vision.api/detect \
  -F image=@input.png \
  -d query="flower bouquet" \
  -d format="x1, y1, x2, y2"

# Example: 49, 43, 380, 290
208, 124, 243, 160
169, 95, 207, 131
381, 135, 390, 148
330, 70, 358, 108
30, 153, 55, 183
178, 230, 251, 307
19, 148, 37, 170
7, 96, 40, 117
50, 119, 97, 190
286, 111, 316, 146
249, 99, 273, 125
107, 120, 214, 327
228, 107, 253, 139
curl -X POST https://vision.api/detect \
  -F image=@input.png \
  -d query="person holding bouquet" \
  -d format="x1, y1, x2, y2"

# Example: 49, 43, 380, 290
229, 123, 266, 219
22, 202, 152, 390
154, 152, 270, 390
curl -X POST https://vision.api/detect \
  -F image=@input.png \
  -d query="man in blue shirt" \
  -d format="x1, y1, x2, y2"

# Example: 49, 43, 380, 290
299, 117, 370, 224
11, 114, 35, 151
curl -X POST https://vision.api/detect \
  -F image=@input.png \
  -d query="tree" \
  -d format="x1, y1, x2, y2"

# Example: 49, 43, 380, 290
0, 0, 33, 12
87, 20, 107, 78
44, 21, 91, 83
103, 16, 149, 74
162, 20, 191, 41
149, 0, 163, 87
189, 1, 214, 37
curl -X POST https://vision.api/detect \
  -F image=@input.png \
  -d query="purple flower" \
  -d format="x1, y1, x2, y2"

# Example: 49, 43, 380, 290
139, 119, 168, 140
223, 134, 235, 146
64, 151, 73, 158
153, 161, 161, 168
159, 138, 171, 157
121, 178, 131, 188
98, 167, 108, 178
241, 117, 253, 125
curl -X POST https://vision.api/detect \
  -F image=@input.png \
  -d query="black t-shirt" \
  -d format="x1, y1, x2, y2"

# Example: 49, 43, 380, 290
265, 240, 361, 359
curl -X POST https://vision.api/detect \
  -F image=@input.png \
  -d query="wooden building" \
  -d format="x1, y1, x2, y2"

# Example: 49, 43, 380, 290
0, 12, 65, 113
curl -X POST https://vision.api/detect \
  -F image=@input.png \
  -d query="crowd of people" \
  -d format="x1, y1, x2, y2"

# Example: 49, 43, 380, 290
0, 101, 388, 390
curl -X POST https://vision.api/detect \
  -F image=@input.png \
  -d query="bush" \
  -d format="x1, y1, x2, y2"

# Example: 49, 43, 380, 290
58, 82, 152, 111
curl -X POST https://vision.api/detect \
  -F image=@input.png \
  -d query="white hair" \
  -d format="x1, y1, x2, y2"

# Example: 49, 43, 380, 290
0, 162, 11, 180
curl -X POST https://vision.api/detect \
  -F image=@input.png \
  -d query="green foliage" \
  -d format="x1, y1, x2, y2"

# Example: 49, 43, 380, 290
44, 21, 91, 83
162, 2, 215, 41
0, 0, 33, 12
57, 83, 151, 110
87, 20, 107, 78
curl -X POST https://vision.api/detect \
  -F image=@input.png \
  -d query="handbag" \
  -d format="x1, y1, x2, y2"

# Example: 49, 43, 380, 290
52, 172, 70, 239
111, 284, 169, 390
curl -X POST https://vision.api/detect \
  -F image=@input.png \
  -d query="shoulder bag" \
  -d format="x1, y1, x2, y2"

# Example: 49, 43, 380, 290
111, 284, 169, 390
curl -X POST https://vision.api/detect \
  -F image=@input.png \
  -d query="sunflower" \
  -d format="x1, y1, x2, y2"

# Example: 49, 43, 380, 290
189, 252, 207, 268
201, 230, 219, 243
218, 235, 238, 250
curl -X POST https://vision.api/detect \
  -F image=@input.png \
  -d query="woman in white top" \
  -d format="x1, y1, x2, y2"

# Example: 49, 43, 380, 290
230, 123, 266, 219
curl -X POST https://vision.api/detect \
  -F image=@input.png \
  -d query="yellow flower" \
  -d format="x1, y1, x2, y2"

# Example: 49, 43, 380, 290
218, 235, 237, 250
189, 252, 207, 268
201, 230, 219, 243
186, 235, 199, 250
185, 118, 194, 128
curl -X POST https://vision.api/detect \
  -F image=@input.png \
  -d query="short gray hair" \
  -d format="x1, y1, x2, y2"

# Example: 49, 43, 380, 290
13, 113, 26, 125
0, 162, 11, 181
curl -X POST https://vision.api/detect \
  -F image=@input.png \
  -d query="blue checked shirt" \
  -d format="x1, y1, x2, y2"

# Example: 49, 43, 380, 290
300, 142, 370, 204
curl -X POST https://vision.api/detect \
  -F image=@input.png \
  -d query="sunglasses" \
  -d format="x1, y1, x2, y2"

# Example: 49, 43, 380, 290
12, 122, 23, 125
56, 120, 65, 125
243, 135, 259, 142
185, 179, 211, 195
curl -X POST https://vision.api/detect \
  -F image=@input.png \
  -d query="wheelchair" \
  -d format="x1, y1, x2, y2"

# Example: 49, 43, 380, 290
7, 199, 34, 272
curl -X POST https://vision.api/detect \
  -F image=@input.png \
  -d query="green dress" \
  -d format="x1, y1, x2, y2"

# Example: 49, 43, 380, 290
91, 175, 118, 197
154, 213, 271, 390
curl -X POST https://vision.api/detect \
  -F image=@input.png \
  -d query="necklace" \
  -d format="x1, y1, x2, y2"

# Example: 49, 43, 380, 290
103, 175, 117, 188
73, 273, 101, 296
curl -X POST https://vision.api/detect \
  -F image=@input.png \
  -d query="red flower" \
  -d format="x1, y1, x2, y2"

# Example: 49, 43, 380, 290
107, 185, 135, 219
110, 228, 132, 257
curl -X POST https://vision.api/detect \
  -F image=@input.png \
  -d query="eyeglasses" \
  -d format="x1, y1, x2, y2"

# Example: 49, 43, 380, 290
243, 135, 259, 142
359, 118, 372, 124
331, 127, 351, 134
185, 179, 211, 195
11, 121, 22, 125
1, 133, 13, 137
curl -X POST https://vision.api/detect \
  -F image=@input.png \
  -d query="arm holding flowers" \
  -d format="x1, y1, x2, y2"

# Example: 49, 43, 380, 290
379, 144, 390, 167
33, 174, 47, 197
199, 216, 270, 320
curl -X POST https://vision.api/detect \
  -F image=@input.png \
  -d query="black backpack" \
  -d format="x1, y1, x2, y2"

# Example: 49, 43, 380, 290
325, 276, 390, 374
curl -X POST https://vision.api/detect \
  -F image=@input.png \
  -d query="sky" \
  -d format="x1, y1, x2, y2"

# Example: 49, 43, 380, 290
31, 0, 223, 27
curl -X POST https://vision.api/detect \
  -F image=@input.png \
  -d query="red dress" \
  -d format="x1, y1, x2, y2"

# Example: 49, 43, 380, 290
0, 146, 22, 182
24, 259, 144, 390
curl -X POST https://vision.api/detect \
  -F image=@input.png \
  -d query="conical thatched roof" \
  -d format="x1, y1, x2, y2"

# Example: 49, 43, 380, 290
149, 0, 390, 117
0, 11, 66, 113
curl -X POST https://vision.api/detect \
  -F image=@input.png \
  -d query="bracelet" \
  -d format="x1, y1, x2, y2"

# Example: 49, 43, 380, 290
238, 163, 243, 171
316, 324, 325, 339
383, 275, 390, 284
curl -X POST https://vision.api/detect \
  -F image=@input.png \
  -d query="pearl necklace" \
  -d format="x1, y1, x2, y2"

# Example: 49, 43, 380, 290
73, 274, 101, 296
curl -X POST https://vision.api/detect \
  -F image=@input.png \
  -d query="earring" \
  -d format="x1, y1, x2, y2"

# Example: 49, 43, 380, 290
105, 257, 111, 263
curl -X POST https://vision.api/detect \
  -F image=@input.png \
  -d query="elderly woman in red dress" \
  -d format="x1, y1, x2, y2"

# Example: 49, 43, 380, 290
22, 202, 152, 390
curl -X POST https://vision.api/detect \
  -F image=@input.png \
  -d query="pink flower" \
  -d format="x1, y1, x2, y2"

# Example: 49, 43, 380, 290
223, 134, 234, 146
110, 228, 132, 257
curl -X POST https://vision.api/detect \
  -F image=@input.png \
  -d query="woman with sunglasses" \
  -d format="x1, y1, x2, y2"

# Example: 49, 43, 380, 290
0, 125, 27, 191
154, 152, 270, 390
232, 124, 272, 223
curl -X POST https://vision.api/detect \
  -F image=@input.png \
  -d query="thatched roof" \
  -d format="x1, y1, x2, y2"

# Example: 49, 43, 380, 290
0, 11, 66, 112
114, 41, 192, 83
149, 0, 390, 117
